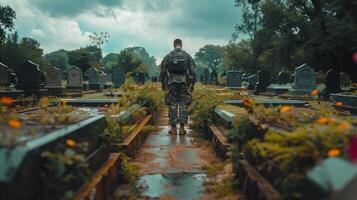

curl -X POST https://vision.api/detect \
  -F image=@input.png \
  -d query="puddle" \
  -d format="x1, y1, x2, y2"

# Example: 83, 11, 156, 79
137, 173, 206, 200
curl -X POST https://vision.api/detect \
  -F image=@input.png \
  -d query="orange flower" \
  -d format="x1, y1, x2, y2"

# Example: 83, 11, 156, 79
335, 102, 343, 107
8, 119, 22, 129
338, 121, 350, 130
315, 117, 329, 124
66, 139, 76, 147
280, 106, 291, 113
328, 149, 341, 157
310, 90, 319, 96
40, 97, 49, 105
0, 97, 15, 106
243, 99, 253, 107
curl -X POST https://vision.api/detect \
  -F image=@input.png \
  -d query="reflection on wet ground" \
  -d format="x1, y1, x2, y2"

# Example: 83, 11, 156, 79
132, 114, 214, 200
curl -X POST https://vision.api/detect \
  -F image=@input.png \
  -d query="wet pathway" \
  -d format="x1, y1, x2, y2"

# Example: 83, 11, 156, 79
132, 112, 221, 200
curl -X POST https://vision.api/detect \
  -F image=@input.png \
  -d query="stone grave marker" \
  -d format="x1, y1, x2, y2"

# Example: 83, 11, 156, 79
45, 67, 66, 95
87, 68, 103, 91
226, 70, 243, 88
112, 68, 125, 87
247, 74, 258, 90
324, 68, 341, 94
278, 69, 291, 84
254, 70, 271, 94
203, 69, 210, 84
210, 69, 218, 85
99, 71, 111, 89
289, 64, 316, 95
0, 63, 9, 86
67, 67, 83, 93
15, 60, 48, 96
340, 72, 352, 89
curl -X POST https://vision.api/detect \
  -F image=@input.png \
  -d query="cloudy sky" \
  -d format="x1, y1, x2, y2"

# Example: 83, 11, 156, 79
3, 0, 242, 63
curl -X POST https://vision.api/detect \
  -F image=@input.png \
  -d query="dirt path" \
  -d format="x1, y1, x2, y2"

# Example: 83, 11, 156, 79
131, 111, 241, 200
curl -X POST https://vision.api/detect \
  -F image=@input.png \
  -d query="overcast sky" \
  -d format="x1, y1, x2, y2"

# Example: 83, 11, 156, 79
3, 0, 242, 63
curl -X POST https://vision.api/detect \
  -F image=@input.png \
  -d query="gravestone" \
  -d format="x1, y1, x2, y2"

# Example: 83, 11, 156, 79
210, 69, 218, 85
277, 69, 291, 84
87, 68, 103, 91
247, 74, 258, 90
83, 75, 89, 91
45, 67, 66, 95
15, 60, 48, 96
226, 70, 243, 88
289, 64, 316, 95
324, 69, 341, 94
0, 63, 9, 87
340, 72, 352, 89
152, 76, 158, 83
203, 69, 210, 84
112, 68, 125, 87
99, 71, 111, 89
67, 67, 83, 93
254, 70, 271, 95
135, 72, 145, 85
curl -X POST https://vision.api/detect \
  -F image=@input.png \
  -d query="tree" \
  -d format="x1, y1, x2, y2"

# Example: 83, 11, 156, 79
121, 47, 157, 74
195, 45, 224, 70
0, 4, 16, 41
116, 50, 142, 73
88, 32, 110, 49
68, 46, 102, 72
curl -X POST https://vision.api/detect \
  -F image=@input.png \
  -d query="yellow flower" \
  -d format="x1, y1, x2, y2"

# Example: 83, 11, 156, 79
8, 119, 22, 129
280, 106, 291, 113
66, 139, 76, 147
327, 149, 341, 157
0, 97, 15, 106
338, 121, 350, 130
335, 102, 343, 107
310, 90, 319, 96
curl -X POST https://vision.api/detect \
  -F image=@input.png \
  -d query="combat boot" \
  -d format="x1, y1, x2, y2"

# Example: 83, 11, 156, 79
169, 125, 177, 135
179, 124, 187, 135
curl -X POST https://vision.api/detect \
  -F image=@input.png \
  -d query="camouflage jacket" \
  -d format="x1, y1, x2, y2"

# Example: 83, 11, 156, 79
160, 48, 197, 86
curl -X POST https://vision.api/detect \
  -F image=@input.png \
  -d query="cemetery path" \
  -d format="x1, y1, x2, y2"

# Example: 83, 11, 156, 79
121, 111, 241, 200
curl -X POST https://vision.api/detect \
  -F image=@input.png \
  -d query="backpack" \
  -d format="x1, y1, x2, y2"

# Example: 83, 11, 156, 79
168, 50, 189, 75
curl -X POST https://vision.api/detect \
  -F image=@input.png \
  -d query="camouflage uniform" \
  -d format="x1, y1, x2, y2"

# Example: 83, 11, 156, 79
160, 48, 196, 125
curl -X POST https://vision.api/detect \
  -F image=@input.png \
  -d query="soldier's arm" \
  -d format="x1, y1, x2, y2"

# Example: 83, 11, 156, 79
160, 55, 169, 89
188, 55, 197, 83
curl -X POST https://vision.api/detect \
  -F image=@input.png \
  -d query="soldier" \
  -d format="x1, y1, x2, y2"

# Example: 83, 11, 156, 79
160, 39, 197, 135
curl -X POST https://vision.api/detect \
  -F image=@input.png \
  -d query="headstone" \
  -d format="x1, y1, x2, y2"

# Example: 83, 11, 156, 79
135, 72, 145, 85
210, 69, 218, 85
99, 71, 111, 89
0, 63, 9, 86
15, 60, 48, 96
67, 67, 83, 93
247, 74, 258, 90
324, 68, 341, 93
340, 72, 352, 89
277, 69, 291, 84
254, 70, 271, 94
112, 68, 125, 87
203, 69, 210, 84
87, 68, 103, 91
226, 70, 243, 88
45, 67, 66, 95
289, 64, 316, 95
83, 75, 89, 91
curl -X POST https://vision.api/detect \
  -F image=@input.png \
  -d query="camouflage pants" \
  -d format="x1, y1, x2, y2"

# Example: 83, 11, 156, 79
165, 83, 192, 125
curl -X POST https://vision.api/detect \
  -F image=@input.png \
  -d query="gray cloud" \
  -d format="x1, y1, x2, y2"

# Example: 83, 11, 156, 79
29, 0, 123, 17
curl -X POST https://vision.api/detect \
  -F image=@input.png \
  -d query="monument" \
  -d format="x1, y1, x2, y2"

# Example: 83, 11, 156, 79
0, 63, 23, 98
210, 69, 218, 85
67, 67, 83, 93
289, 64, 316, 95
340, 72, 352, 89
45, 67, 66, 95
87, 68, 103, 91
247, 74, 258, 90
15, 61, 48, 97
0, 63, 9, 87
226, 70, 243, 88
112, 68, 125, 87
254, 70, 271, 95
